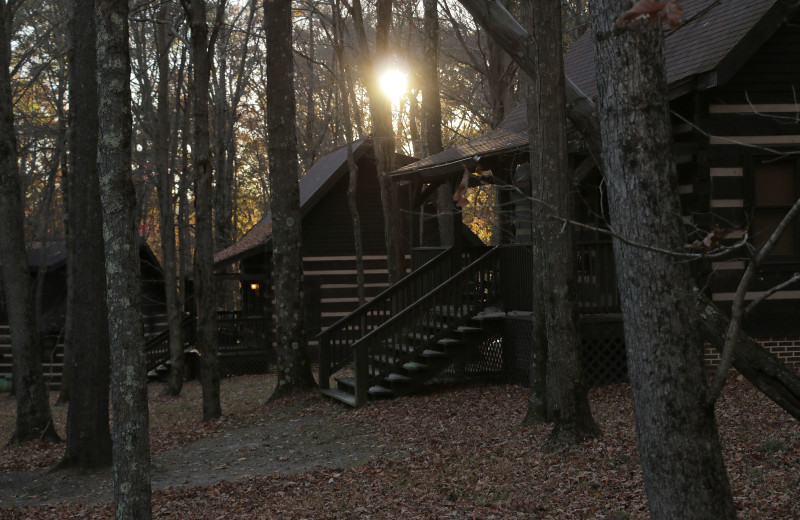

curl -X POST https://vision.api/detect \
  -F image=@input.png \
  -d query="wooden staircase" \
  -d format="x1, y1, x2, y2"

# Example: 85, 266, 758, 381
318, 246, 504, 407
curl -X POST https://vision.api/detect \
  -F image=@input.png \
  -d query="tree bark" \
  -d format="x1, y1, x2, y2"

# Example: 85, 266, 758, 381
156, 5, 185, 397
350, 0, 405, 284
59, 0, 112, 467
456, 0, 602, 163
590, 3, 735, 518
697, 292, 800, 421
332, 0, 365, 307
184, 0, 223, 421
0, 0, 60, 446
524, 0, 598, 448
264, 0, 317, 399
420, 0, 453, 248
95, 0, 152, 516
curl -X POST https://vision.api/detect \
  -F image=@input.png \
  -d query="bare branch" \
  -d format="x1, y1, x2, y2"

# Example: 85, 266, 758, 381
744, 273, 800, 316
706, 193, 800, 407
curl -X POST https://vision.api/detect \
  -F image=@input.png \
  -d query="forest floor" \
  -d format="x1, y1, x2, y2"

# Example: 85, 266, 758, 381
0, 372, 799, 519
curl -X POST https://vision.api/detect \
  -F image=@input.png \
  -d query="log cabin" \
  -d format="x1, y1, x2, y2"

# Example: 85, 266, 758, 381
316, 0, 800, 406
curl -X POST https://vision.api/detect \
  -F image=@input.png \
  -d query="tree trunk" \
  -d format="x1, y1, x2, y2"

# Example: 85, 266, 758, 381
185, 0, 222, 421
590, 3, 735, 518
95, 0, 152, 516
59, 0, 112, 467
332, 0, 365, 307
0, 0, 59, 446
521, 0, 599, 447
264, 0, 317, 399
456, 0, 602, 163
350, 0, 405, 284
420, 0, 453, 248
156, 5, 185, 397
697, 292, 800, 421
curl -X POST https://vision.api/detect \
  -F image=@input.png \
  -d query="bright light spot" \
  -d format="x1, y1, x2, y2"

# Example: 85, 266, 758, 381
380, 69, 408, 103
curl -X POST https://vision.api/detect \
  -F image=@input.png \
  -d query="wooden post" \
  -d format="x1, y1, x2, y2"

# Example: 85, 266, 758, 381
355, 342, 368, 407
318, 335, 330, 390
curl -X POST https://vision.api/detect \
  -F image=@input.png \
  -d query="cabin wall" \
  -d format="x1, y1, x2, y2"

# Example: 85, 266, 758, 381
693, 14, 800, 341
237, 163, 413, 351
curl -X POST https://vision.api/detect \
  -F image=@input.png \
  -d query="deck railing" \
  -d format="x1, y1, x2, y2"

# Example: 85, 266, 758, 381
575, 241, 619, 314
143, 314, 197, 372
496, 242, 619, 314
318, 245, 490, 387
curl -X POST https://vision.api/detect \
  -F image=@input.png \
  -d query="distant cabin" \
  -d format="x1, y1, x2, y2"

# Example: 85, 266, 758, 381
0, 239, 167, 389
213, 139, 415, 351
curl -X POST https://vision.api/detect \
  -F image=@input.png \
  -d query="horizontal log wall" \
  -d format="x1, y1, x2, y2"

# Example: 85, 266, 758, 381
695, 14, 800, 337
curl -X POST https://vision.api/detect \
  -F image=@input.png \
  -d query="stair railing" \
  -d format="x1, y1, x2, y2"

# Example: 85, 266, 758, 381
143, 314, 197, 372
318, 246, 488, 388
348, 246, 500, 405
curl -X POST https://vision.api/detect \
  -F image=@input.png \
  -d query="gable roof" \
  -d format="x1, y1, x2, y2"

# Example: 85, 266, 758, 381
392, 103, 528, 182
214, 139, 415, 265
394, 0, 797, 181
565, 0, 794, 99
27, 241, 67, 269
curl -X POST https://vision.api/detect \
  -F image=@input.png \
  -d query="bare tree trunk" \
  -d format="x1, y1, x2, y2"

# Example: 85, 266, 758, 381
456, 0, 602, 163
350, 0, 405, 283
183, 0, 223, 421
264, 0, 317, 400
96, 0, 152, 516
59, 0, 112, 467
0, 0, 59, 446
590, 3, 735, 518
419, 0, 453, 248
526, 0, 598, 449
332, 0, 365, 307
697, 292, 800, 421
156, 5, 185, 397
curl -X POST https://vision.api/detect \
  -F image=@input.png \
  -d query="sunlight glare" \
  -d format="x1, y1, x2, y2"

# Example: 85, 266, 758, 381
380, 69, 408, 103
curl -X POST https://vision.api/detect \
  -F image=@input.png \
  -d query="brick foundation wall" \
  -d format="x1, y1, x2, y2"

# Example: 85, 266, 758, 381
704, 337, 800, 368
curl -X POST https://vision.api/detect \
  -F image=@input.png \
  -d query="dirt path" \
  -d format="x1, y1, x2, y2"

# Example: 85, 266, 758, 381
0, 402, 390, 508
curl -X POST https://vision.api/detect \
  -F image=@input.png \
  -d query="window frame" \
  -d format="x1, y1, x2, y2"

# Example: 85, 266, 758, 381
745, 151, 800, 268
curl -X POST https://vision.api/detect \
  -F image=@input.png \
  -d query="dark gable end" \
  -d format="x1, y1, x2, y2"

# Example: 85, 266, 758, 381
215, 139, 416, 266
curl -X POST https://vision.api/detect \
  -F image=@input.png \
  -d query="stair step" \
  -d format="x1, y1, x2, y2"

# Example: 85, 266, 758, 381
385, 372, 411, 383
402, 361, 429, 372
473, 311, 506, 321
422, 349, 447, 358
320, 388, 357, 407
456, 325, 482, 334
335, 376, 356, 390
437, 338, 464, 347
368, 385, 393, 396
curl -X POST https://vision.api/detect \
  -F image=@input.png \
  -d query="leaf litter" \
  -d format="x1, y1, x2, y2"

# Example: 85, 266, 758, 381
0, 372, 798, 518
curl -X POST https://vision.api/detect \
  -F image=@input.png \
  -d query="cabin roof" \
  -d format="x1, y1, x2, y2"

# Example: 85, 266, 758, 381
27, 241, 68, 269
25, 238, 161, 272
392, 103, 528, 182
393, 0, 795, 182
565, 0, 789, 99
214, 139, 415, 266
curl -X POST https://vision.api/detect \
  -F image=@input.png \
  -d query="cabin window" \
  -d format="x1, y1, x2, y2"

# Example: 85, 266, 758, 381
752, 157, 800, 258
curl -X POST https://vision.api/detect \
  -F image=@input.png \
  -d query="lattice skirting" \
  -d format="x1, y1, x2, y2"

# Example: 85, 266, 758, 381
438, 314, 628, 388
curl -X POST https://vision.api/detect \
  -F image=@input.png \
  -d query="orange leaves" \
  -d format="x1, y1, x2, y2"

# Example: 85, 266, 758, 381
684, 225, 734, 254
453, 165, 472, 208
617, 0, 684, 30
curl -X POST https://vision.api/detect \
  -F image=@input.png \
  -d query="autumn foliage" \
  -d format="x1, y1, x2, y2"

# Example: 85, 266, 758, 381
617, 0, 684, 30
